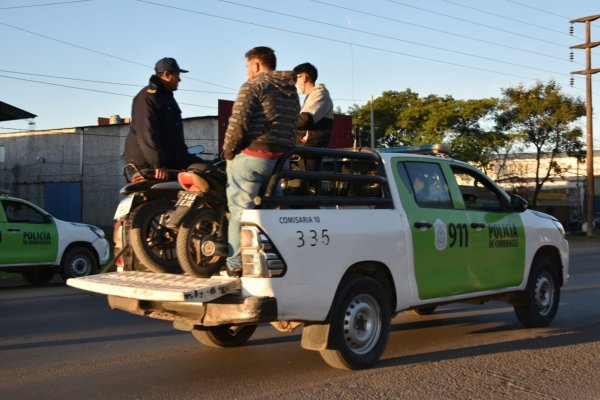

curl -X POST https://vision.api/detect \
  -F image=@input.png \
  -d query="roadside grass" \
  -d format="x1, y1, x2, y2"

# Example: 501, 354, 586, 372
0, 271, 25, 284
566, 232, 600, 247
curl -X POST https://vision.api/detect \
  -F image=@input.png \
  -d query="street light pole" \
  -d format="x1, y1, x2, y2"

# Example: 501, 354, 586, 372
570, 14, 600, 236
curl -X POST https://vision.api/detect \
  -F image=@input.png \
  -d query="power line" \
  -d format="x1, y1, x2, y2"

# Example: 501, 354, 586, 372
438, 0, 579, 38
0, 0, 91, 9
220, 0, 574, 78
0, 21, 236, 90
504, 0, 571, 20
311, 0, 576, 65
0, 74, 217, 108
0, 68, 361, 103
383, 0, 570, 48
135, 0, 579, 85
0, 69, 235, 94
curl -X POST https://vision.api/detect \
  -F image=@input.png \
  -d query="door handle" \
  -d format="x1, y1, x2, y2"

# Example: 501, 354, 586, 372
470, 222, 486, 230
414, 221, 432, 229
8, 228, 21, 232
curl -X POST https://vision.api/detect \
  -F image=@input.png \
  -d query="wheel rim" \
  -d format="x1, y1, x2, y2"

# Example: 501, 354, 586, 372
145, 212, 177, 262
69, 255, 91, 276
534, 271, 555, 316
342, 294, 382, 355
189, 216, 221, 267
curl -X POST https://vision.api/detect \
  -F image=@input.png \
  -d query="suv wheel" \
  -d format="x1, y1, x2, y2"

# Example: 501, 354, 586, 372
514, 256, 560, 328
60, 247, 98, 280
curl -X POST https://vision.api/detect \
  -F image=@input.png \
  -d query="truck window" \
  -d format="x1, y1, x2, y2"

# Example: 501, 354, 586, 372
451, 167, 505, 212
398, 162, 453, 209
2, 200, 48, 223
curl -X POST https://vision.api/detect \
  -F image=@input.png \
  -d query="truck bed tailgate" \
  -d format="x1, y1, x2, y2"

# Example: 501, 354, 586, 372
67, 271, 241, 302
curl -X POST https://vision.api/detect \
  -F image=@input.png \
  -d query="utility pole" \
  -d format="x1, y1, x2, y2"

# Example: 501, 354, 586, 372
570, 14, 600, 237
370, 95, 375, 148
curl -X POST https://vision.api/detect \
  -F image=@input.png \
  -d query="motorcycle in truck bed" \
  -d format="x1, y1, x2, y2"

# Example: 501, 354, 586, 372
68, 145, 569, 370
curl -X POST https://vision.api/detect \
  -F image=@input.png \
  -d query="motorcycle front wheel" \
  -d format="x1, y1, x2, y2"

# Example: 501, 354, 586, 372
176, 208, 225, 278
130, 199, 181, 273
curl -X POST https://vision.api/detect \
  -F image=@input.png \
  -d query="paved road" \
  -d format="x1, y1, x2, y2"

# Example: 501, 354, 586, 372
1, 245, 599, 400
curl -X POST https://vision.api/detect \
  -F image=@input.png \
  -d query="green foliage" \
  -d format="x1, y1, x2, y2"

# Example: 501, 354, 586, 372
349, 89, 502, 167
496, 80, 585, 206
348, 81, 585, 208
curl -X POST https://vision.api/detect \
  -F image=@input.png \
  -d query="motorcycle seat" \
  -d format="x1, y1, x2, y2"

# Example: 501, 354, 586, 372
178, 171, 210, 192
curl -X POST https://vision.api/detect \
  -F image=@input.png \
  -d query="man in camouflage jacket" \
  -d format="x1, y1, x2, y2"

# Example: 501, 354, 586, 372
223, 46, 300, 276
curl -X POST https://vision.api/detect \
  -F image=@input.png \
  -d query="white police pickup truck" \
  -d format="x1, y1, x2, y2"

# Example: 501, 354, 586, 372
67, 146, 568, 370
0, 195, 110, 284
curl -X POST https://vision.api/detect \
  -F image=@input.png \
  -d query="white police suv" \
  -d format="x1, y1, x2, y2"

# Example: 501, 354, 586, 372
0, 195, 110, 285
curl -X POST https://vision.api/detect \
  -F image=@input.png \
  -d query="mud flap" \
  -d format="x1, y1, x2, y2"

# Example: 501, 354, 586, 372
301, 322, 331, 351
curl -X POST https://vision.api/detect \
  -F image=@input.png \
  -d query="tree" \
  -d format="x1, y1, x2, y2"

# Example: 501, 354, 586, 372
442, 98, 503, 169
349, 89, 422, 147
349, 90, 501, 167
496, 80, 585, 208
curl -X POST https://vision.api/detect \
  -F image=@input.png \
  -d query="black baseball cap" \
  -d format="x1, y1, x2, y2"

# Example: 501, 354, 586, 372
155, 57, 189, 73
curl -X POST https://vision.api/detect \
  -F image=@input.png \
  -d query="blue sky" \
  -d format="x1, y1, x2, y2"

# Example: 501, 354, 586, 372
1, 0, 599, 147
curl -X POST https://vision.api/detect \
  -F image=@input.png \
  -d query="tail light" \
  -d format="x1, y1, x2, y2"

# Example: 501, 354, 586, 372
113, 220, 125, 270
240, 226, 286, 277
178, 171, 210, 192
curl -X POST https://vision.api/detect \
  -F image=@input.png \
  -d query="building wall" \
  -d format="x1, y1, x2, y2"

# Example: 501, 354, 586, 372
485, 150, 600, 228
0, 116, 218, 230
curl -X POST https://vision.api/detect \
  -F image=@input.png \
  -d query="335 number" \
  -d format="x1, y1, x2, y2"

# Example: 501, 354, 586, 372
296, 229, 330, 247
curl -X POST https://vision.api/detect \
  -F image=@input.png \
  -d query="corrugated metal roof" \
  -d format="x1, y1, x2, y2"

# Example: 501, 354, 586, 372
0, 100, 36, 122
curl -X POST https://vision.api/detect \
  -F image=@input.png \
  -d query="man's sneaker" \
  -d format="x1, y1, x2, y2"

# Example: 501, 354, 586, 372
226, 267, 242, 277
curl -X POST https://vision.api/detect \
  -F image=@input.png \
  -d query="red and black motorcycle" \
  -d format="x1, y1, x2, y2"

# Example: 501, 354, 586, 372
168, 159, 229, 278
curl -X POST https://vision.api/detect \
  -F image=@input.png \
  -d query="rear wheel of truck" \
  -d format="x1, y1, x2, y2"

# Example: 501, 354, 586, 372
320, 276, 391, 370
130, 200, 180, 274
176, 208, 225, 278
191, 324, 257, 347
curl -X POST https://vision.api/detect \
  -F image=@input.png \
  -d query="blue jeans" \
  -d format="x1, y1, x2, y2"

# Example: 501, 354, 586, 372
226, 153, 278, 270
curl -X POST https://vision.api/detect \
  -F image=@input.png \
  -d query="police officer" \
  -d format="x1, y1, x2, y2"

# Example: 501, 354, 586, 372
124, 57, 201, 180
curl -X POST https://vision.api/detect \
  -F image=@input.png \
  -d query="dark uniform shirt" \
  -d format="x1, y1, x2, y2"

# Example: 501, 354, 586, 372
124, 75, 196, 170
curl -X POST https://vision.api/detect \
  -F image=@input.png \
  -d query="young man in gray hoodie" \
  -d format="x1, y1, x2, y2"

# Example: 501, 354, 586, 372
294, 62, 334, 151
294, 62, 334, 194
223, 46, 300, 276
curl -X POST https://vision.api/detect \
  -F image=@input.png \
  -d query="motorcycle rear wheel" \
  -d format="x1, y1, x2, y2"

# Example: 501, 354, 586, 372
176, 208, 225, 278
130, 199, 181, 273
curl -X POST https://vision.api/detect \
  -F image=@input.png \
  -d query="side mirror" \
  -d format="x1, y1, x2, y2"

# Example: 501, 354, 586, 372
187, 145, 205, 155
510, 194, 528, 213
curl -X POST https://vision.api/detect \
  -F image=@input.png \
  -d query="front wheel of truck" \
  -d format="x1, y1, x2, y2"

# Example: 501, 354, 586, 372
191, 324, 257, 348
514, 256, 560, 328
320, 276, 390, 370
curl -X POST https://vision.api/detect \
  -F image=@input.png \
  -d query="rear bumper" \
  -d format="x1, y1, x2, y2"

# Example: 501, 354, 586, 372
107, 294, 277, 327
